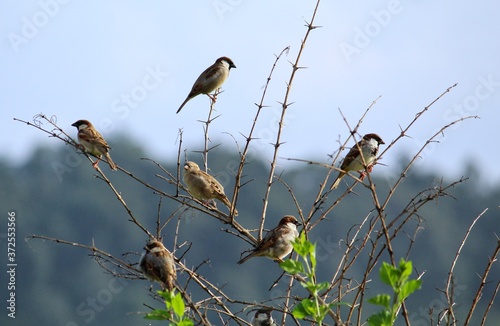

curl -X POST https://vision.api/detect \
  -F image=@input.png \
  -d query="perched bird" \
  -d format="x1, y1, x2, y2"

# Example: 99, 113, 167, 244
237, 215, 300, 264
139, 239, 176, 291
251, 308, 277, 326
330, 133, 385, 190
176, 56, 236, 113
183, 161, 238, 216
71, 119, 117, 170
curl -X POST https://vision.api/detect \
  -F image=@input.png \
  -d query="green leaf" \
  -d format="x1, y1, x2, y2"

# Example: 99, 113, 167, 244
280, 259, 304, 274
144, 309, 171, 320
172, 293, 185, 317
177, 319, 194, 326
368, 294, 391, 308
300, 298, 318, 315
292, 233, 306, 256
158, 289, 175, 302
329, 301, 352, 308
293, 298, 319, 319
317, 281, 329, 291
291, 233, 315, 256
310, 244, 317, 270
367, 310, 393, 326
304, 241, 316, 256
398, 258, 412, 283
398, 279, 422, 302
318, 304, 331, 319
379, 262, 399, 288
304, 281, 329, 294
292, 301, 308, 319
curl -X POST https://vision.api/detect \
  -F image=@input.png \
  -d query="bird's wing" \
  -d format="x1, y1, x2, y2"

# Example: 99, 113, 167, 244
255, 228, 280, 252
340, 141, 362, 170
201, 171, 225, 196
79, 128, 110, 151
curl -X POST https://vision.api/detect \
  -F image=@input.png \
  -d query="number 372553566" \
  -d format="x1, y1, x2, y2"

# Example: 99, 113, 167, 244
7, 211, 16, 257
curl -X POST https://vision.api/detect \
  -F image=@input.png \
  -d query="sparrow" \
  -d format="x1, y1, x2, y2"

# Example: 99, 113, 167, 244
330, 133, 385, 190
176, 56, 236, 113
251, 308, 277, 326
237, 215, 300, 264
139, 239, 176, 291
183, 161, 238, 216
71, 119, 117, 171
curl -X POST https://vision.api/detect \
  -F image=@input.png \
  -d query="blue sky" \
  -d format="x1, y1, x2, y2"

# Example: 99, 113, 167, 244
2, 1, 500, 185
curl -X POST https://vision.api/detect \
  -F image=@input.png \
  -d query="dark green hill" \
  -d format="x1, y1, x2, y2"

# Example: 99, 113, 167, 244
0, 137, 498, 325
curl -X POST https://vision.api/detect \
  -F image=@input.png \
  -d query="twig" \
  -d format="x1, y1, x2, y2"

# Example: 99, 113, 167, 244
26, 235, 141, 277
480, 279, 500, 326
231, 46, 290, 241
464, 236, 499, 325
446, 208, 489, 323
260, 0, 321, 241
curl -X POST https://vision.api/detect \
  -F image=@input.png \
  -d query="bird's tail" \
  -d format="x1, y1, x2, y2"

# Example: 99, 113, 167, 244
221, 197, 238, 216
105, 153, 118, 171
237, 253, 253, 265
161, 278, 175, 292
176, 96, 191, 114
329, 172, 344, 190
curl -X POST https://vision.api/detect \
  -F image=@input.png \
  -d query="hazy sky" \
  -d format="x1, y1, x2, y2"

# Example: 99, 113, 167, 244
2, 1, 500, 185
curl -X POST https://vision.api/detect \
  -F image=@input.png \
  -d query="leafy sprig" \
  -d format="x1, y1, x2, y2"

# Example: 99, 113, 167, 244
367, 259, 422, 326
280, 233, 342, 325
145, 290, 194, 326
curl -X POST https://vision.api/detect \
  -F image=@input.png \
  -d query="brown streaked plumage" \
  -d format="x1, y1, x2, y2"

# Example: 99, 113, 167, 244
183, 161, 238, 216
176, 56, 236, 113
139, 240, 176, 291
237, 215, 300, 264
71, 119, 117, 170
330, 133, 385, 190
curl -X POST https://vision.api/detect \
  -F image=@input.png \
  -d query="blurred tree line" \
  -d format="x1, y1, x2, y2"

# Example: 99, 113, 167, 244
0, 137, 498, 325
